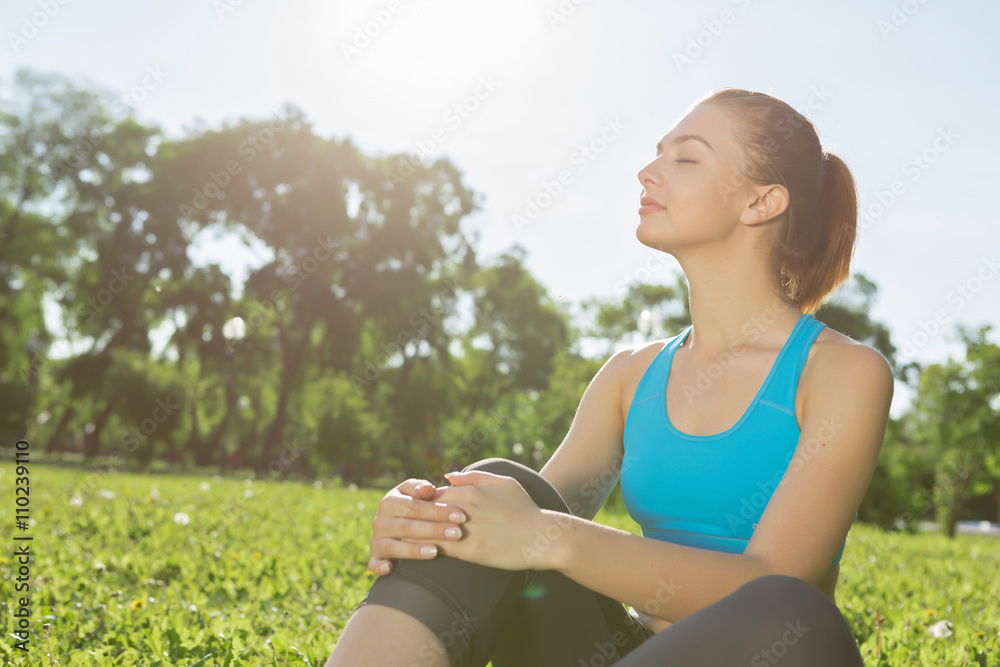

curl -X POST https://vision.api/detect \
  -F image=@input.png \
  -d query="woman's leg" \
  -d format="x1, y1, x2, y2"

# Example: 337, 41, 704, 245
325, 458, 651, 667
616, 573, 865, 666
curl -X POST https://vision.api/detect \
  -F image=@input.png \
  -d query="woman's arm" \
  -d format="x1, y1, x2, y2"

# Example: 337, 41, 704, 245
538, 345, 648, 519
439, 342, 894, 624
551, 342, 893, 621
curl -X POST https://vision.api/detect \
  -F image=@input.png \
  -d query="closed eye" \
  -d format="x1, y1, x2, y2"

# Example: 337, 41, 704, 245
674, 159, 697, 164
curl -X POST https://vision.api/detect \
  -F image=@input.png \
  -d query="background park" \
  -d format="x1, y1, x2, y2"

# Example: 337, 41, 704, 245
1, 0, 998, 664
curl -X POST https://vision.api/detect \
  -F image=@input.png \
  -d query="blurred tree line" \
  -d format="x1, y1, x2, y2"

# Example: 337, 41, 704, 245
1, 70, 997, 536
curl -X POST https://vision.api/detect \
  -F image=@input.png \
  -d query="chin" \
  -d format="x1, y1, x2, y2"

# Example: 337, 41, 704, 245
635, 218, 674, 253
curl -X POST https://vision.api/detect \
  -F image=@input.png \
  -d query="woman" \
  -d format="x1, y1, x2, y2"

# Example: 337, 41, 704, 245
326, 88, 894, 666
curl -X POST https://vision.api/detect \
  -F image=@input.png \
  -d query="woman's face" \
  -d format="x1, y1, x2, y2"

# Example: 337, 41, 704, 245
636, 102, 751, 254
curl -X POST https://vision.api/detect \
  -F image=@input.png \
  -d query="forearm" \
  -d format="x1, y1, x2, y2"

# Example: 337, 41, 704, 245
538, 510, 773, 623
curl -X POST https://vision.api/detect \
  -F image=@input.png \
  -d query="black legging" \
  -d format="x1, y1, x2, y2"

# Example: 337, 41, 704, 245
355, 458, 865, 666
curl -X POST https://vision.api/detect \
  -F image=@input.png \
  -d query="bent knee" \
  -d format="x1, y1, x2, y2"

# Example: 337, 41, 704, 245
461, 457, 524, 476
737, 574, 839, 615
459, 458, 569, 513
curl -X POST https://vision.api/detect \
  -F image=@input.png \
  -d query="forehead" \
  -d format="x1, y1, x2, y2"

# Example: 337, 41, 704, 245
656, 103, 736, 152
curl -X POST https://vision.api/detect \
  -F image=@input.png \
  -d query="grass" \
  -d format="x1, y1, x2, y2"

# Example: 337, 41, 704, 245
0, 462, 998, 665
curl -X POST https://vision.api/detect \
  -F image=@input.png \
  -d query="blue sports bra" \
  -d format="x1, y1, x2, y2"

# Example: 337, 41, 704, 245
620, 312, 856, 567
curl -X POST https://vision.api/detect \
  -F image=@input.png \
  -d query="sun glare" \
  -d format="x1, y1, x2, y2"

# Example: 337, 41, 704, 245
272, 0, 549, 115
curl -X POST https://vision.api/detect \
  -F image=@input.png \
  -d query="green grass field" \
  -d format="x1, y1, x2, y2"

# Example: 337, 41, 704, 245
1, 463, 998, 666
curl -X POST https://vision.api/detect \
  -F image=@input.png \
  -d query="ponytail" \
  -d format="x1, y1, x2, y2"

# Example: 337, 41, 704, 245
695, 88, 860, 314
780, 152, 858, 314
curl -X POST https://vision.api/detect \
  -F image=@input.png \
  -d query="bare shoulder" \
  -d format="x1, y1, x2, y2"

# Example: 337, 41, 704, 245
801, 327, 895, 405
603, 337, 678, 420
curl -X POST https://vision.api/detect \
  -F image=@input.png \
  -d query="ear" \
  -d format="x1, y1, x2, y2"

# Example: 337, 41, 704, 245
740, 183, 789, 226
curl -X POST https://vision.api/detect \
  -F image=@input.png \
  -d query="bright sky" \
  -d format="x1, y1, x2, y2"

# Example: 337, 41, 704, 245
3, 0, 998, 416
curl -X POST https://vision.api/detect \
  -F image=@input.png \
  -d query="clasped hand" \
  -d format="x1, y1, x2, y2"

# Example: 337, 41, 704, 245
367, 470, 552, 576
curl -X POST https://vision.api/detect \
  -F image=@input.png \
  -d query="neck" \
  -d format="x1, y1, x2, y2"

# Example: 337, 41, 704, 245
676, 244, 801, 355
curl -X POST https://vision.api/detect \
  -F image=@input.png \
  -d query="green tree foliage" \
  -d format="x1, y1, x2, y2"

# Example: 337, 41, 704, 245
904, 325, 1000, 536
3, 68, 997, 534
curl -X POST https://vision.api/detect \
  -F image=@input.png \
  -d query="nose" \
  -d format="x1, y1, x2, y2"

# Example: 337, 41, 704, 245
637, 158, 659, 193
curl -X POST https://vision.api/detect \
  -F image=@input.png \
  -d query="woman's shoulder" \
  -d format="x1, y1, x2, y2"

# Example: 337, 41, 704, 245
604, 331, 685, 376
804, 326, 895, 397
601, 332, 687, 410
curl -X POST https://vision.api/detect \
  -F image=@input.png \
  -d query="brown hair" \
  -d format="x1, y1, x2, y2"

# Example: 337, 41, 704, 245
693, 88, 858, 314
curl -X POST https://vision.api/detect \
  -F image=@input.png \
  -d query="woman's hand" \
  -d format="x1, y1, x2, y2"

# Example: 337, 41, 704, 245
368, 478, 469, 576
429, 470, 553, 571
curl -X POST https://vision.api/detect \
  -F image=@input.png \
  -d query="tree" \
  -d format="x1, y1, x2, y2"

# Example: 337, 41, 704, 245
905, 325, 1000, 537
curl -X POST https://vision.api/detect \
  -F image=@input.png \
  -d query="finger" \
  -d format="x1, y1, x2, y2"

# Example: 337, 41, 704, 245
385, 493, 467, 524
368, 556, 393, 576
397, 478, 438, 499
371, 537, 441, 561
377, 517, 464, 542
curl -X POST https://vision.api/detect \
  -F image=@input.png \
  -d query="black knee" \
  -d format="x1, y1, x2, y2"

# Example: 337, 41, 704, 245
735, 574, 863, 665
737, 574, 831, 610
461, 457, 571, 514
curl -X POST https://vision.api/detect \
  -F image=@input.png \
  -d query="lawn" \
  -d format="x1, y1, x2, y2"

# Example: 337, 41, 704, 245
1, 462, 998, 665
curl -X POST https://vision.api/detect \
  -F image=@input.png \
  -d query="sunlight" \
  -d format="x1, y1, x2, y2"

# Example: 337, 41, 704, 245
271, 0, 553, 126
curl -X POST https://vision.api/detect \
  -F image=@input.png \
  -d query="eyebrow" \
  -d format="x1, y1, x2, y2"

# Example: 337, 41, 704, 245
655, 134, 715, 154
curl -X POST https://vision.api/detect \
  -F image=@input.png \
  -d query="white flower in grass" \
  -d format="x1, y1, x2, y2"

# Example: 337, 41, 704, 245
150, 488, 160, 500
94, 562, 106, 572
199, 481, 211, 491
69, 496, 83, 507
928, 620, 953, 638
243, 489, 254, 498
173, 512, 190, 526
347, 483, 358, 492
98, 489, 115, 499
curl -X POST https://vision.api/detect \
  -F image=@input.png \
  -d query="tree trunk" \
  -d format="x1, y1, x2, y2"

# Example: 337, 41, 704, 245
945, 472, 970, 538
45, 405, 76, 453
83, 403, 114, 459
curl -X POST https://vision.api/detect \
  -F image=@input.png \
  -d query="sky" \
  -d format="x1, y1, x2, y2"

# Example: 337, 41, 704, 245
2, 0, 998, 416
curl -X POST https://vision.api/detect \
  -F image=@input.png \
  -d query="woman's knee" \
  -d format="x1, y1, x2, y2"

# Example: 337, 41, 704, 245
459, 457, 570, 513
734, 574, 847, 630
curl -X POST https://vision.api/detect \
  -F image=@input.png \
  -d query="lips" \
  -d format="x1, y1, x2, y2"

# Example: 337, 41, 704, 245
639, 196, 666, 215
